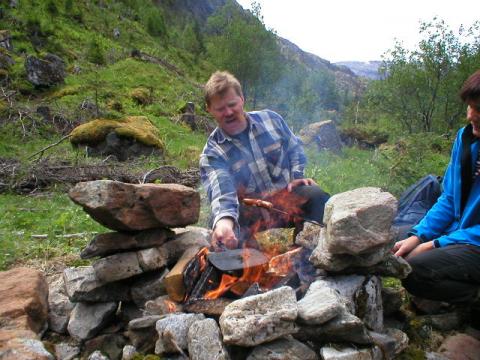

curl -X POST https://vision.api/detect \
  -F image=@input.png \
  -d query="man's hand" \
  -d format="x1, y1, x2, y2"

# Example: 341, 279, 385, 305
393, 235, 421, 258
287, 178, 317, 192
211, 217, 238, 251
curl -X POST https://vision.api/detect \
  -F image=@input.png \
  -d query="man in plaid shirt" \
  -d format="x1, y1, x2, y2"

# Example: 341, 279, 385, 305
200, 71, 329, 250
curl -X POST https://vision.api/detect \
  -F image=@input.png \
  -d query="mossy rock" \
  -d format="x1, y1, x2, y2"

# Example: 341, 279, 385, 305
70, 115, 164, 149
131, 87, 152, 105
254, 228, 295, 254
49, 85, 80, 99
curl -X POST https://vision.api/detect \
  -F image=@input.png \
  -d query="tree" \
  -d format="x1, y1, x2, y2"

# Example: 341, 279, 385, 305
205, 0, 282, 105
362, 18, 480, 134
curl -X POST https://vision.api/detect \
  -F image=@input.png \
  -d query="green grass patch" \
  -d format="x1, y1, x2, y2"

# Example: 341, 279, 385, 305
0, 192, 106, 270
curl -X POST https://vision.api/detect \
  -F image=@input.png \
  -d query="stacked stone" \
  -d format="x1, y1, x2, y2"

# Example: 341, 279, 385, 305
47, 180, 209, 359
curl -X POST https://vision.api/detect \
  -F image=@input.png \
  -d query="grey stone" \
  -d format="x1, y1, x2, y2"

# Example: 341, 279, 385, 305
321, 187, 397, 255
93, 252, 143, 283
88, 351, 109, 360
137, 247, 168, 272
48, 274, 74, 334
166, 227, 210, 266
155, 313, 205, 355
369, 328, 409, 358
187, 318, 230, 360
381, 287, 404, 316
425, 353, 450, 360
144, 295, 183, 315
220, 286, 298, 347
54, 342, 81, 360
80, 228, 174, 259
339, 253, 412, 278
131, 269, 169, 307
128, 315, 164, 330
84, 334, 127, 360
63, 266, 132, 302
126, 321, 158, 354
246, 337, 318, 360
297, 280, 344, 325
295, 222, 321, 250
437, 333, 480, 360
68, 181, 200, 231
67, 302, 118, 341
320, 345, 382, 360
122, 345, 138, 360
419, 312, 463, 331
357, 276, 383, 331
299, 120, 342, 154
25, 53, 65, 87
0, 338, 55, 360
296, 308, 372, 345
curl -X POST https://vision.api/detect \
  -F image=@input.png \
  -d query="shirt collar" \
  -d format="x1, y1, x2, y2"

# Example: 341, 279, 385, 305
215, 112, 259, 144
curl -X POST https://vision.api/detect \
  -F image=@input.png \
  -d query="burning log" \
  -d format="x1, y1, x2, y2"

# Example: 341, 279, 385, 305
188, 264, 220, 300
164, 246, 206, 302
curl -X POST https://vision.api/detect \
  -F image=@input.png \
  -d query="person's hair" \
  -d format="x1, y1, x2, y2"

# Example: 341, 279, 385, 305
460, 70, 480, 102
204, 71, 243, 106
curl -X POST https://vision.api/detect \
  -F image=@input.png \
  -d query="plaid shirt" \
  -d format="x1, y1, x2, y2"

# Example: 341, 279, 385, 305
199, 109, 306, 228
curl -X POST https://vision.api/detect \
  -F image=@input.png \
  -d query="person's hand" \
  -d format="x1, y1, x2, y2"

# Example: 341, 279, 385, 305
406, 240, 435, 259
287, 178, 317, 192
392, 235, 421, 258
211, 218, 238, 251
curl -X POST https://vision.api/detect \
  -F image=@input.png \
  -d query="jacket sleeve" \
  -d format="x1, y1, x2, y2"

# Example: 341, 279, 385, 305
271, 111, 306, 180
435, 225, 480, 247
410, 133, 460, 241
199, 145, 239, 229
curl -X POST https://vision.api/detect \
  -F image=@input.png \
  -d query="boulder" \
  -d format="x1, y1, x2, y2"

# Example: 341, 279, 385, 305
63, 266, 132, 302
93, 252, 144, 283
0, 267, 48, 334
0, 335, 54, 360
155, 313, 205, 355
320, 345, 382, 360
297, 280, 345, 325
437, 333, 480, 360
25, 53, 65, 87
68, 180, 200, 231
67, 302, 118, 341
187, 318, 230, 360
220, 286, 298, 346
48, 274, 74, 334
321, 187, 398, 255
81, 228, 174, 259
246, 337, 318, 360
299, 120, 342, 154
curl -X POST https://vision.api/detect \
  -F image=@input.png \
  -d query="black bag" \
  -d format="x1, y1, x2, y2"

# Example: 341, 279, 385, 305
392, 174, 443, 241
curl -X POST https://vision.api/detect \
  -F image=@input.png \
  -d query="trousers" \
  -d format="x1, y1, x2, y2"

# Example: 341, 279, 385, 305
402, 244, 480, 304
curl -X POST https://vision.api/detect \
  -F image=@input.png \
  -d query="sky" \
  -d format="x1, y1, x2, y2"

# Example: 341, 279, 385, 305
235, 0, 479, 63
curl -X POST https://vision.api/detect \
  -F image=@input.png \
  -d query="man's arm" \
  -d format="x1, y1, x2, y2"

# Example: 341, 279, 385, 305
199, 146, 239, 250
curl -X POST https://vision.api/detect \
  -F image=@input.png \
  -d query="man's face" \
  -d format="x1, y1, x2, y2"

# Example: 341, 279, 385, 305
467, 99, 480, 138
207, 87, 247, 136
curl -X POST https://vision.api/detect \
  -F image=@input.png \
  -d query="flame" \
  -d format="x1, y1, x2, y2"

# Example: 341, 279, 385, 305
197, 247, 209, 272
267, 247, 302, 277
164, 299, 177, 313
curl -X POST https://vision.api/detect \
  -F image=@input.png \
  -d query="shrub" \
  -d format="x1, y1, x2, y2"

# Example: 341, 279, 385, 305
86, 38, 106, 65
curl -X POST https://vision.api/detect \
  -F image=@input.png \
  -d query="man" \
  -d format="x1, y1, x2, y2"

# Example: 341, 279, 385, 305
393, 70, 480, 325
199, 71, 329, 251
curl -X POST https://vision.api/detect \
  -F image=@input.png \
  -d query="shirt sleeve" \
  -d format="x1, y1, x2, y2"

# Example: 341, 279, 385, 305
199, 144, 239, 229
271, 111, 306, 180
435, 225, 480, 247
410, 132, 460, 241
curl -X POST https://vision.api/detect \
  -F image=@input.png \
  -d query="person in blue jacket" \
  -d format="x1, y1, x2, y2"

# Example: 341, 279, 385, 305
393, 70, 480, 323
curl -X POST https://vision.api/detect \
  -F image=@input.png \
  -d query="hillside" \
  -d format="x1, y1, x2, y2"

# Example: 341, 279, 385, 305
335, 60, 382, 80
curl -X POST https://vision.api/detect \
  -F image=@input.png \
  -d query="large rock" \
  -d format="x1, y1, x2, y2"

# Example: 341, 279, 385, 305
219, 286, 298, 347
320, 345, 382, 360
299, 120, 342, 154
25, 53, 65, 87
81, 228, 174, 259
68, 180, 200, 231
93, 252, 144, 283
155, 313, 205, 355
297, 280, 345, 325
0, 267, 49, 334
437, 333, 480, 360
130, 269, 169, 307
48, 274, 74, 334
321, 187, 397, 255
0, 334, 54, 360
187, 318, 230, 360
246, 337, 318, 360
67, 302, 118, 341
63, 266, 132, 302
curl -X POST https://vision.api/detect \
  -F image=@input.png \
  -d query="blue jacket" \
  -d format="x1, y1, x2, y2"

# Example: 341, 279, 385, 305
411, 125, 480, 248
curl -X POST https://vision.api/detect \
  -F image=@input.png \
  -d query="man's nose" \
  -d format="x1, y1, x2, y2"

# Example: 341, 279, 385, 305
224, 107, 233, 116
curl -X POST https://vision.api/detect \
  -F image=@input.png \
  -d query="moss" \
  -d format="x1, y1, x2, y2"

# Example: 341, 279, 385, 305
48, 85, 81, 99
70, 116, 164, 149
131, 87, 152, 105
396, 345, 426, 360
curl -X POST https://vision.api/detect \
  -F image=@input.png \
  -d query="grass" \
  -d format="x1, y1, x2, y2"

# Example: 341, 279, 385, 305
0, 192, 107, 270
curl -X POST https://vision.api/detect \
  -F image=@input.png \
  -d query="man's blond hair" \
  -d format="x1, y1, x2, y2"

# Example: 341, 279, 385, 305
204, 71, 243, 106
